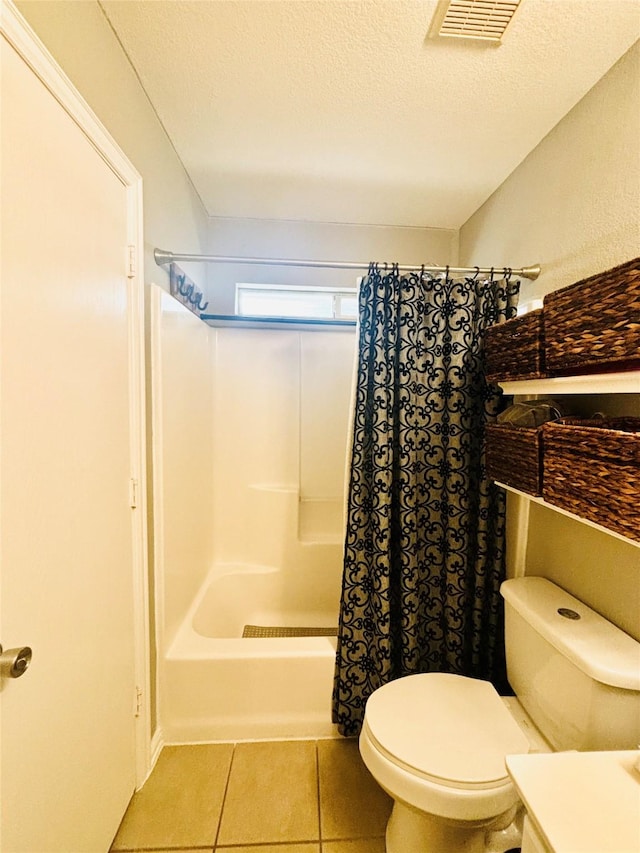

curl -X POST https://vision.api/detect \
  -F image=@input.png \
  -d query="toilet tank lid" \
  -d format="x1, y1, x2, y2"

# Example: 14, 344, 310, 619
501, 578, 640, 691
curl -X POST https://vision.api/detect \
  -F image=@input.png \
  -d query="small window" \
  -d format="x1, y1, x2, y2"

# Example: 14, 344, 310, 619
236, 283, 358, 321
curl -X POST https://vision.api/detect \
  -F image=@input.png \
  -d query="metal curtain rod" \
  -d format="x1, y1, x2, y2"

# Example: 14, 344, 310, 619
154, 248, 541, 281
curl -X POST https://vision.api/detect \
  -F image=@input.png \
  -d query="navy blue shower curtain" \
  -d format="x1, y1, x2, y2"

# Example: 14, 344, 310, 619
331, 264, 520, 736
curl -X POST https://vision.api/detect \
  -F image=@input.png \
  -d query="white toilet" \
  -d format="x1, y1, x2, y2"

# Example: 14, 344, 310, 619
359, 576, 640, 853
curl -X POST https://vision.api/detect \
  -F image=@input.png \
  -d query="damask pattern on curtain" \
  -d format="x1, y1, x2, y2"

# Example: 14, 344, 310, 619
331, 264, 520, 737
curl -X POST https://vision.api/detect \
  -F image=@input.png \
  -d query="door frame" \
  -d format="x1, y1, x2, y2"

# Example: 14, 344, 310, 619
0, 0, 152, 789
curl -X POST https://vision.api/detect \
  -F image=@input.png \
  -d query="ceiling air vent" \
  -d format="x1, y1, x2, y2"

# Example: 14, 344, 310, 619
430, 0, 522, 44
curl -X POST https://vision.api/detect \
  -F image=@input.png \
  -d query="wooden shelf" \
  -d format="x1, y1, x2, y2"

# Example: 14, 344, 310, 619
494, 350, 639, 552
498, 370, 640, 394
495, 482, 639, 549
499, 371, 639, 396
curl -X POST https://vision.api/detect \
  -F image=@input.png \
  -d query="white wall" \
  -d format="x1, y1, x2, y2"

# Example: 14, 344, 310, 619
15, 0, 209, 288
206, 217, 458, 313
460, 43, 640, 640
460, 42, 640, 304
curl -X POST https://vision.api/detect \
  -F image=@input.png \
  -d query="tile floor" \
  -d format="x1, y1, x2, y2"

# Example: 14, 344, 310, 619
111, 738, 392, 853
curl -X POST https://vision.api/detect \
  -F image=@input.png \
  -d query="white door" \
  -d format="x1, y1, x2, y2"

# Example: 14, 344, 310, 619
1, 14, 141, 853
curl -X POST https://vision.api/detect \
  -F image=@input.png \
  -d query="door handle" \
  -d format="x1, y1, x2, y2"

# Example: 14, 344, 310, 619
0, 644, 33, 678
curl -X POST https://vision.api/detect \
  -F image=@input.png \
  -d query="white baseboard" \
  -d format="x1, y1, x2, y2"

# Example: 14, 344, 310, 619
138, 727, 165, 790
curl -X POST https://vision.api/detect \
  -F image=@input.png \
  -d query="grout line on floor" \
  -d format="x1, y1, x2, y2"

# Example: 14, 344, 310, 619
114, 847, 213, 852
315, 739, 323, 841
213, 742, 237, 850
215, 842, 318, 849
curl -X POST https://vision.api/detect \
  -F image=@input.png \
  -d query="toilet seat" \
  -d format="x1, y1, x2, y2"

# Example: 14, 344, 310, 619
363, 672, 531, 791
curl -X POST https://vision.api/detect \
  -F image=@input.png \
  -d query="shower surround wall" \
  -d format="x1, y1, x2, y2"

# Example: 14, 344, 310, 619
151, 285, 355, 741
211, 326, 353, 576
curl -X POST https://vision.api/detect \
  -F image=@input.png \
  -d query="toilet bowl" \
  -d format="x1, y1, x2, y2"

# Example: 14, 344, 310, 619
359, 672, 531, 853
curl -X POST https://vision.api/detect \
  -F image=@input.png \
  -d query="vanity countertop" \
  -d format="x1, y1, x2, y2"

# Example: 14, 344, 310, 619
506, 750, 640, 853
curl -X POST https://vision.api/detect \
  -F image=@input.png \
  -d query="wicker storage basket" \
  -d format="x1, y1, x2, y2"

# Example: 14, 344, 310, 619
542, 417, 640, 542
484, 309, 545, 381
544, 258, 640, 373
485, 424, 543, 496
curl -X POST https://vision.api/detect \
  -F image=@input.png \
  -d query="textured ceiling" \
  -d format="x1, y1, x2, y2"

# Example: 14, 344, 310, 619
101, 1, 640, 229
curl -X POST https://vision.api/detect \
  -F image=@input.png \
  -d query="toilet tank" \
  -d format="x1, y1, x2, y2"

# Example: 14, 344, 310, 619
501, 577, 640, 751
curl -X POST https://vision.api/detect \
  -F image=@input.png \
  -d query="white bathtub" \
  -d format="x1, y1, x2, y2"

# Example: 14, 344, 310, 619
162, 565, 340, 742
